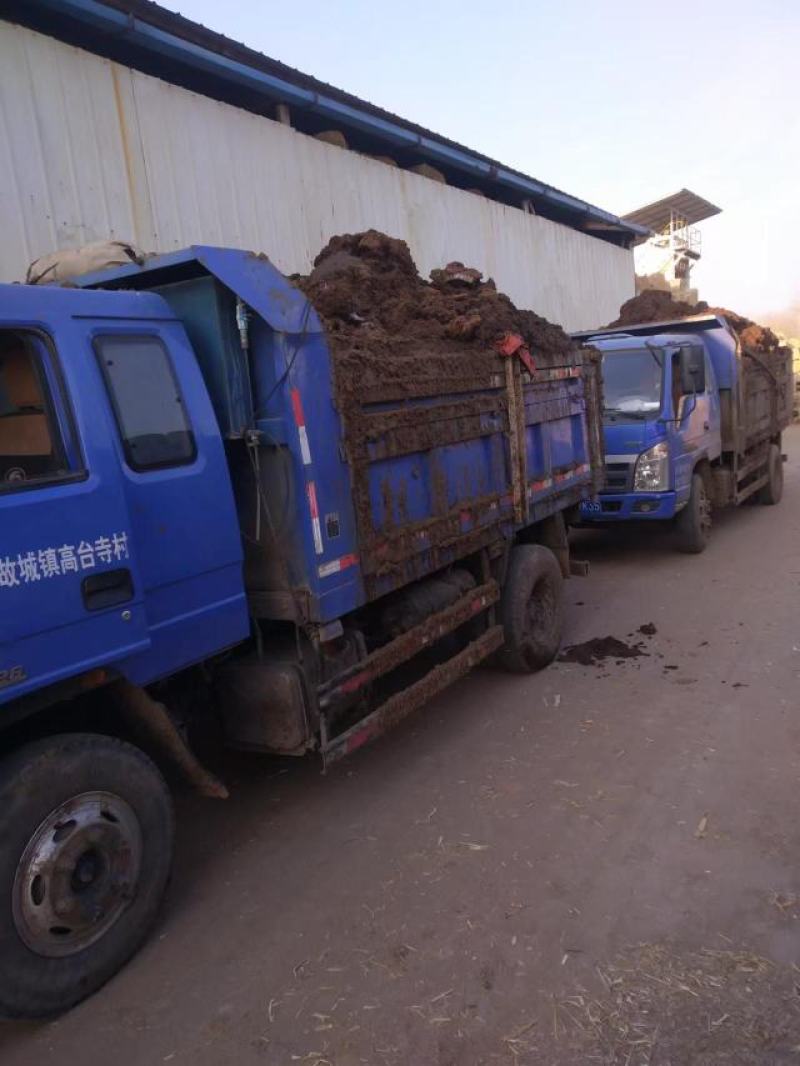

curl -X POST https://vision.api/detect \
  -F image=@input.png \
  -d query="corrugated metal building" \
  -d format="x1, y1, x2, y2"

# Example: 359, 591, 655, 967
0, 0, 645, 330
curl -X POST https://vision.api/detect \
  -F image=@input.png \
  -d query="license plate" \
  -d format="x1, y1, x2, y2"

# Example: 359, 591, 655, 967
580, 500, 601, 514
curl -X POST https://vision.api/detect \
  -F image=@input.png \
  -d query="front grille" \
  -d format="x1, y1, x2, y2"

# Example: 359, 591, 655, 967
604, 461, 633, 492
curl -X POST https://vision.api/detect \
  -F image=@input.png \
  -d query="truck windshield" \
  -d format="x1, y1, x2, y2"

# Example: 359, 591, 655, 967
601, 348, 663, 420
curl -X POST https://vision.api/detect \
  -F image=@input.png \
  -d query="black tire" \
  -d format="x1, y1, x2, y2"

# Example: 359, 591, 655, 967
499, 544, 564, 673
757, 444, 783, 505
674, 473, 711, 554
0, 733, 174, 1019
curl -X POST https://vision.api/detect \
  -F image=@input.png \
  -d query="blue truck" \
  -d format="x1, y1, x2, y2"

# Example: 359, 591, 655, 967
0, 245, 602, 1016
572, 314, 793, 552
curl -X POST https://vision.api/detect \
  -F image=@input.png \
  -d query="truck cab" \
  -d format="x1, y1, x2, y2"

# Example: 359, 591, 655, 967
578, 331, 721, 524
0, 284, 250, 705
572, 312, 791, 554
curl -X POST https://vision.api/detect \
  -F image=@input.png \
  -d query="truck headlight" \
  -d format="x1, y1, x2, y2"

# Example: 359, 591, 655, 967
634, 442, 669, 492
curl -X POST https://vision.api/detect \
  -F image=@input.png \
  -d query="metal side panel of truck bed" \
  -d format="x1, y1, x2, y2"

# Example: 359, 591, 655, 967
80, 247, 602, 624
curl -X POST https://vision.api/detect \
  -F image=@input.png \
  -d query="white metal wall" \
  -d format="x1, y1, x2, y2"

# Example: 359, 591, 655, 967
0, 22, 633, 330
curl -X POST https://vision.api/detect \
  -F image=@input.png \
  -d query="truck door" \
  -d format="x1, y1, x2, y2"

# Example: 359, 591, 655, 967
90, 325, 247, 678
671, 345, 720, 503
0, 327, 150, 703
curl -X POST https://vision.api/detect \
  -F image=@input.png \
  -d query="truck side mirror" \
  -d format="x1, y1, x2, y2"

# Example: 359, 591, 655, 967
680, 348, 705, 394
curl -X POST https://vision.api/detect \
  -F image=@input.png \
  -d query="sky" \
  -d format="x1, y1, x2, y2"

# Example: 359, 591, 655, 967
159, 0, 799, 321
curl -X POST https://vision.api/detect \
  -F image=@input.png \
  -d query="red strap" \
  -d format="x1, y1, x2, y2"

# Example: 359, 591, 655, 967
495, 332, 535, 374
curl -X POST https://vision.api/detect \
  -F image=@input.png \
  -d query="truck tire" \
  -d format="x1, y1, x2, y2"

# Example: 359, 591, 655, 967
499, 544, 564, 673
757, 444, 783, 505
0, 733, 174, 1018
674, 473, 711, 554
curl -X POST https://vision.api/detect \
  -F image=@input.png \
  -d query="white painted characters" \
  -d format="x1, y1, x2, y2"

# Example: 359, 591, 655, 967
0, 532, 129, 588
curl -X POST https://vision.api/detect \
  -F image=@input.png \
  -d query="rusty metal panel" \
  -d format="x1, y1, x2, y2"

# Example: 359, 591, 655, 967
322, 624, 505, 765
740, 346, 793, 451
0, 23, 633, 331
319, 578, 499, 711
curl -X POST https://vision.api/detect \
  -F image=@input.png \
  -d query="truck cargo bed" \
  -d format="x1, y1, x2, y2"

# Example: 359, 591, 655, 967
740, 345, 793, 452
334, 340, 601, 596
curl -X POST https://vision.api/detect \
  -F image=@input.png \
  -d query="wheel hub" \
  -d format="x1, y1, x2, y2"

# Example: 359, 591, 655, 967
12, 791, 143, 958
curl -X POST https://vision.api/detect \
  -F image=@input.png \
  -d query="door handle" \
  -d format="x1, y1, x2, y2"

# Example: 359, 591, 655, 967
703, 421, 710, 430
82, 568, 134, 611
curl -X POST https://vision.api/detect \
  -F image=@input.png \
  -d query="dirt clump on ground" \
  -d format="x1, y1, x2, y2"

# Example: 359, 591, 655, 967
609, 289, 784, 355
297, 229, 578, 366
559, 636, 646, 665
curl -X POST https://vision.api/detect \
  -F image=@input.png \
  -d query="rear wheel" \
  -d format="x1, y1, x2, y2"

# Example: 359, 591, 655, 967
0, 733, 174, 1018
757, 444, 783, 505
499, 544, 564, 673
674, 472, 711, 554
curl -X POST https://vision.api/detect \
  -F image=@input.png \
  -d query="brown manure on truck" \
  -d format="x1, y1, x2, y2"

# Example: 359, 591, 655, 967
609, 288, 784, 356
297, 228, 580, 368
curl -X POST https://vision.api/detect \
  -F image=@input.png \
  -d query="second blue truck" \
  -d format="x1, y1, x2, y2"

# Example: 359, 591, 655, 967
573, 314, 792, 552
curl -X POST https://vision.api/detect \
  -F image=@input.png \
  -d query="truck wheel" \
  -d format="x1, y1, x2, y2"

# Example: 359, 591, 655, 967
499, 544, 564, 673
674, 473, 711, 554
757, 444, 783, 505
0, 733, 174, 1019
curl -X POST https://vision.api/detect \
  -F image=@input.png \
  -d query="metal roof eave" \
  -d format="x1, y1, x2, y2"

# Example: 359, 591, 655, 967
623, 189, 722, 232
13, 0, 648, 246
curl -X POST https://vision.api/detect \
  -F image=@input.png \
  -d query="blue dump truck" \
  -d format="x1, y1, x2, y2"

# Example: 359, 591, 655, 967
0, 242, 602, 1015
572, 314, 793, 552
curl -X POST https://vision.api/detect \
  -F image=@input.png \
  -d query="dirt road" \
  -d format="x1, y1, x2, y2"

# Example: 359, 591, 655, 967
4, 430, 800, 1064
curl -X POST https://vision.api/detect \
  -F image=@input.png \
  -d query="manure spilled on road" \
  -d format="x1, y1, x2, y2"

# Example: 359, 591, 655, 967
558, 635, 648, 665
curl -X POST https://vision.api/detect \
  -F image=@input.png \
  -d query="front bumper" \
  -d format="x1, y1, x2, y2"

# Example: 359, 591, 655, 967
580, 491, 678, 521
